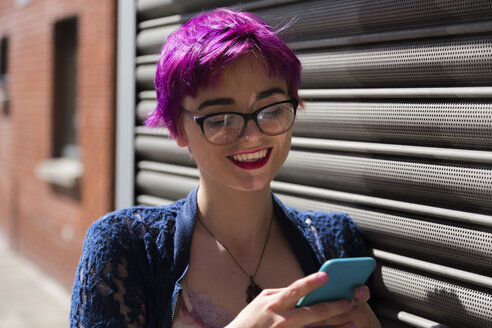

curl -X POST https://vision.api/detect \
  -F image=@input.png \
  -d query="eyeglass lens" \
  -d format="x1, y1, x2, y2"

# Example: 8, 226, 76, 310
203, 101, 295, 145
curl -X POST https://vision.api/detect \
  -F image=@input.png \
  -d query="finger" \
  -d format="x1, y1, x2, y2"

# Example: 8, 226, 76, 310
350, 303, 377, 328
299, 299, 353, 327
281, 272, 329, 306
313, 302, 374, 328
307, 321, 353, 328
352, 285, 371, 305
258, 287, 283, 297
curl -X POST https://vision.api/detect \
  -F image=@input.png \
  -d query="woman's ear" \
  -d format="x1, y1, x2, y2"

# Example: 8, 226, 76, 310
174, 114, 188, 147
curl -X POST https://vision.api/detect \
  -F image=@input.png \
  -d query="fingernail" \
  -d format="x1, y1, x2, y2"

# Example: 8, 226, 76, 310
350, 324, 355, 328
316, 272, 328, 283
357, 287, 365, 298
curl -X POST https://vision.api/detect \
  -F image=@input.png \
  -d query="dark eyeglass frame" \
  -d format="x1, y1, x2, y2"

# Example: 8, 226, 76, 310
181, 99, 299, 145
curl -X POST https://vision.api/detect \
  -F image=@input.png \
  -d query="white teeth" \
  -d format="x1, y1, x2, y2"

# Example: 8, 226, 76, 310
232, 149, 268, 162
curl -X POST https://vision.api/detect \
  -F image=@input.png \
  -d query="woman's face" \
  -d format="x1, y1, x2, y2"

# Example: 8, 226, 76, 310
176, 56, 293, 193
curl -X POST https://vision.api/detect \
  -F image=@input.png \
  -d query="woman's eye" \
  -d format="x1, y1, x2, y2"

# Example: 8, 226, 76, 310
261, 106, 283, 118
206, 115, 232, 128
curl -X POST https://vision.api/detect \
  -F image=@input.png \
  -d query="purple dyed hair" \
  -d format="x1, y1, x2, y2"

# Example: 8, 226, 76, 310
145, 8, 302, 138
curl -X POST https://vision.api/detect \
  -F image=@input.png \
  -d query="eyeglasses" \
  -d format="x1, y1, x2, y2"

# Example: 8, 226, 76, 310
181, 99, 298, 145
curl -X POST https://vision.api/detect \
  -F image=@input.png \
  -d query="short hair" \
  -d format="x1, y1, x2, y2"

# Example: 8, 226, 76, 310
145, 8, 302, 138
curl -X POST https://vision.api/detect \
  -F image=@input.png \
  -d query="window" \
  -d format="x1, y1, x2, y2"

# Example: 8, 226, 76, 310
0, 36, 8, 116
35, 17, 82, 191
52, 17, 78, 159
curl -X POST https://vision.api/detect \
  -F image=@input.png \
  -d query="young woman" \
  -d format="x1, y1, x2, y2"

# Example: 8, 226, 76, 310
70, 9, 381, 328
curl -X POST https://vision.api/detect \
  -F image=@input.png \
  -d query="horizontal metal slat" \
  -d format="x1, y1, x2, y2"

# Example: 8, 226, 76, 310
294, 100, 492, 150
136, 99, 155, 123
276, 193, 492, 274
372, 265, 492, 327
137, 23, 180, 55
136, 0, 254, 20
138, 87, 492, 100
138, 14, 183, 30
255, 0, 492, 43
136, 62, 157, 90
136, 54, 159, 65
136, 194, 174, 206
299, 34, 492, 88
372, 249, 492, 289
271, 181, 492, 227
135, 169, 199, 200
374, 304, 450, 328
138, 161, 198, 178
298, 87, 492, 99
135, 126, 168, 136
377, 319, 416, 328
135, 135, 193, 166
290, 139, 492, 164
289, 21, 492, 50
279, 150, 492, 214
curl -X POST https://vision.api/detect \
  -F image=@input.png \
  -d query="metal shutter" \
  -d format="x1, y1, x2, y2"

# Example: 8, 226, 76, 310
126, 0, 492, 327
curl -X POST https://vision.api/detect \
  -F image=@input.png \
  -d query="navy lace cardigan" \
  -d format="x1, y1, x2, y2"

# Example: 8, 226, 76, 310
70, 189, 367, 328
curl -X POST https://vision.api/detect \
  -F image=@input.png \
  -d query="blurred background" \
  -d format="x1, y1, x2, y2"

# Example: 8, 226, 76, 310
0, 0, 491, 327
0, 0, 115, 326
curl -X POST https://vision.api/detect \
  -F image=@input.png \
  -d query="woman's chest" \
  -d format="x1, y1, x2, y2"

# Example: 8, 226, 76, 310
181, 224, 306, 322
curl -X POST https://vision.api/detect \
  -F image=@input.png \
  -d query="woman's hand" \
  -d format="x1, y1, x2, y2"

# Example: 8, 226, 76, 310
307, 285, 381, 328
226, 272, 381, 328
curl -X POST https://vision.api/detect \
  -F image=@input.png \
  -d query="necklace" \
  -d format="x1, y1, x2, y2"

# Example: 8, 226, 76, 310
197, 213, 273, 303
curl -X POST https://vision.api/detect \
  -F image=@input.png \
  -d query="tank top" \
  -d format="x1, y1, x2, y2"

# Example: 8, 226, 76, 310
172, 283, 234, 328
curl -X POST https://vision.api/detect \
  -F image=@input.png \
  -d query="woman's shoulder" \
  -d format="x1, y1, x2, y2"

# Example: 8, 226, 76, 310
275, 197, 367, 258
82, 199, 187, 258
277, 199, 358, 232
92, 199, 185, 232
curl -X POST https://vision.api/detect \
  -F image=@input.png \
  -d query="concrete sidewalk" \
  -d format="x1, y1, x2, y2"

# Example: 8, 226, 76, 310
0, 237, 70, 328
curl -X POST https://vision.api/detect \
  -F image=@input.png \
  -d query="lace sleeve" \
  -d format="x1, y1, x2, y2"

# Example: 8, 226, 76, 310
336, 212, 368, 258
311, 211, 368, 260
70, 213, 149, 328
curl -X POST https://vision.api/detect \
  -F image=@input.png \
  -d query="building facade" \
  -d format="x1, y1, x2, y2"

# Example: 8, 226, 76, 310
0, 0, 116, 288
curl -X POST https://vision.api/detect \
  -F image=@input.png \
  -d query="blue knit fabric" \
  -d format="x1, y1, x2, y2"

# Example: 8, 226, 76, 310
69, 191, 366, 328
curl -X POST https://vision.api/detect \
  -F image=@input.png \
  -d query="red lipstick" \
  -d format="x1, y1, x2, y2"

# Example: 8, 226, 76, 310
228, 148, 272, 170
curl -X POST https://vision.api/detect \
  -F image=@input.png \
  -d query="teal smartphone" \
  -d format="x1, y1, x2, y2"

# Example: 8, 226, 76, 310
296, 257, 376, 307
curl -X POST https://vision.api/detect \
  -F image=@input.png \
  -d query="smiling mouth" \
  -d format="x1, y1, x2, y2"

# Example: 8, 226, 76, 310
227, 148, 272, 170
231, 148, 268, 162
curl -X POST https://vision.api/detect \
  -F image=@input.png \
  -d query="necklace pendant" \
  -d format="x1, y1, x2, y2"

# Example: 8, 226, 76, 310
246, 277, 262, 303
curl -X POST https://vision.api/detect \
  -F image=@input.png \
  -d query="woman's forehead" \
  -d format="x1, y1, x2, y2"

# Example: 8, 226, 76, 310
207, 56, 285, 92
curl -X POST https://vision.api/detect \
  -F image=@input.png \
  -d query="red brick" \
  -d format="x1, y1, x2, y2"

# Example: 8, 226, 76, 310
0, 0, 116, 289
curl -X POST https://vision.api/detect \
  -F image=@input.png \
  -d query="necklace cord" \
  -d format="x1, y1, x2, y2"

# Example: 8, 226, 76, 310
197, 212, 273, 279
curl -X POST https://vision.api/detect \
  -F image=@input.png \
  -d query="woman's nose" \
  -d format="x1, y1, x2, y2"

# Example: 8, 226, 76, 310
241, 118, 262, 141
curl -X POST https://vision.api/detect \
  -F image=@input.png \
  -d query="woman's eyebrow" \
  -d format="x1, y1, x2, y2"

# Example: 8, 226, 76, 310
197, 98, 234, 111
255, 87, 286, 101
196, 87, 285, 110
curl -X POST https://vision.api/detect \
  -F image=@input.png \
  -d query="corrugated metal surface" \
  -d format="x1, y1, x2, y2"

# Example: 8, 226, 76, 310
129, 0, 492, 326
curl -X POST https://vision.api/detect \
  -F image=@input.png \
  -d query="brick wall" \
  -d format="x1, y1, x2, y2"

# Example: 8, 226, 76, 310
0, 0, 116, 289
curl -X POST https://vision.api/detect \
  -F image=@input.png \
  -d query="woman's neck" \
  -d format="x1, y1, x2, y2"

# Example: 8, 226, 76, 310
196, 181, 274, 253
